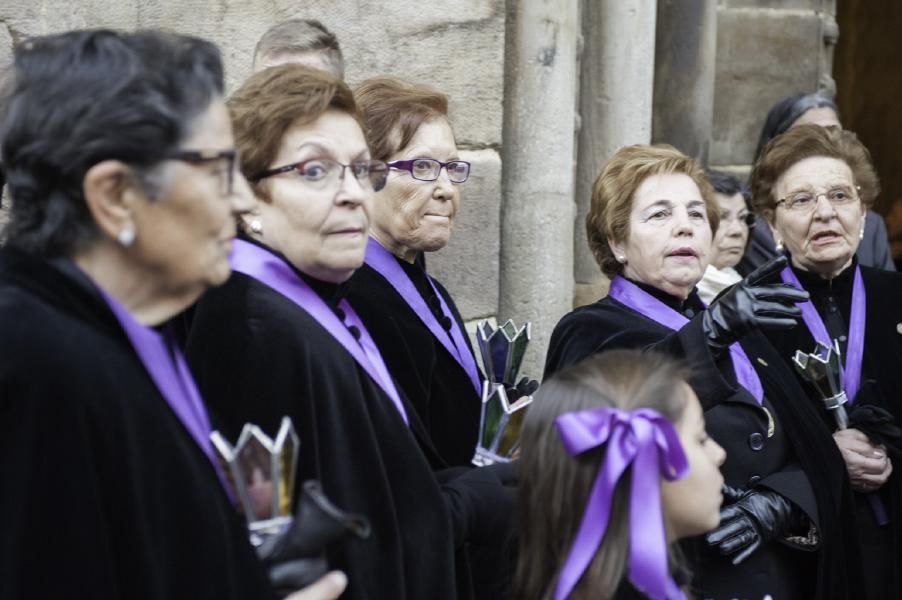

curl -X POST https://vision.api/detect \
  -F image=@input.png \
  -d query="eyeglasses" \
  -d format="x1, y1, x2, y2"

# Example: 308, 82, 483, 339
252, 158, 388, 192
776, 185, 859, 213
165, 149, 239, 196
387, 158, 471, 183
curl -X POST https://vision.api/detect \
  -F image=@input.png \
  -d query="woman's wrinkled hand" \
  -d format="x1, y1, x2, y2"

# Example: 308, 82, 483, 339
833, 428, 893, 492
284, 571, 347, 600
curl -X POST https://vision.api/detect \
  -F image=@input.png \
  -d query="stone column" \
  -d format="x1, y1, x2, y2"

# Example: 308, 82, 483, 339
573, 0, 658, 307
500, 0, 579, 377
652, 0, 717, 163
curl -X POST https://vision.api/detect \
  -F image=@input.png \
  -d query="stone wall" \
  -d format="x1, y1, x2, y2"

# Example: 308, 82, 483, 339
0, 0, 507, 327
0, 0, 847, 376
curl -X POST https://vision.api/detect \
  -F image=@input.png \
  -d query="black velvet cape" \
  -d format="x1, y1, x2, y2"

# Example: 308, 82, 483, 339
763, 260, 902, 600
544, 282, 863, 600
345, 260, 482, 468
184, 246, 461, 600
0, 248, 273, 600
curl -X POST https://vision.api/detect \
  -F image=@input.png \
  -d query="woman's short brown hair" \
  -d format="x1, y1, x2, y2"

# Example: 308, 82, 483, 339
749, 124, 880, 216
586, 144, 718, 278
353, 76, 448, 161
513, 350, 691, 599
227, 64, 362, 198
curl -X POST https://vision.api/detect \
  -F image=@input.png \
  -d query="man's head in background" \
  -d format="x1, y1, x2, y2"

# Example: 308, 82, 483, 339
252, 19, 345, 79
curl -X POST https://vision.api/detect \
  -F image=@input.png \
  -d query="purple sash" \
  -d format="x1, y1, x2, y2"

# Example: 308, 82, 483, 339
230, 239, 408, 426
98, 287, 233, 499
554, 407, 688, 600
608, 276, 764, 404
364, 237, 481, 395
780, 265, 865, 404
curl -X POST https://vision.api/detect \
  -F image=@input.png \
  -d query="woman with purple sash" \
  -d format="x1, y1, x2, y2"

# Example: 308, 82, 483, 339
515, 350, 726, 600
183, 65, 515, 600
545, 144, 863, 599
344, 77, 482, 470
750, 124, 902, 600
0, 30, 288, 599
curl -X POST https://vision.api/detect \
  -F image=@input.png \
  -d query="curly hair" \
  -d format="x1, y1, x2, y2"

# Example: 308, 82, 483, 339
749, 124, 880, 217
0, 29, 224, 257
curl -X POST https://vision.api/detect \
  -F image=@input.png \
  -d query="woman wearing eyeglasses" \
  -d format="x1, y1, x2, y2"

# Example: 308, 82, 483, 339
0, 29, 280, 599
343, 76, 483, 471
696, 171, 756, 304
185, 65, 515, 600
751, 124, 902, 600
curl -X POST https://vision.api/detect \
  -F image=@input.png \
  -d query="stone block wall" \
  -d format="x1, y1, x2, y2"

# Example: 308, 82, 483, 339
710, 0, 837, 168
0, 0, 507, 328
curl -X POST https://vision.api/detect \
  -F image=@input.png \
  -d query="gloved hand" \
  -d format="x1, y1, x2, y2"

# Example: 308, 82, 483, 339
441, 461, 519, 548
705, 485, 806, 565
702, 255, 808, 355
257, 480, 371, 598
507, 377, 539, 403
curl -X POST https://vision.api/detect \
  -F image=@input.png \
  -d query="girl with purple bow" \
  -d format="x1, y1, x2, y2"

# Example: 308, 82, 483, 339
514, 350, 726, 599
545, 144, 863, 599
750, 124, 902, 600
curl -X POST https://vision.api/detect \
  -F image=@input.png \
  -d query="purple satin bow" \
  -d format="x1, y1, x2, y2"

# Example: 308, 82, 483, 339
553, 407, 689, 600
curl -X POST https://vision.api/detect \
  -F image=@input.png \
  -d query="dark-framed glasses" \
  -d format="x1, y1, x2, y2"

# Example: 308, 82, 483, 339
387, 158, 471, 183
252, 158, 388, 192
776, 185, 859, 213
165, 149, 238, 196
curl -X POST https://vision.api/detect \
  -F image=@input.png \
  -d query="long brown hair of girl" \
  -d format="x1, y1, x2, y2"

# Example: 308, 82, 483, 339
512, 349, 691, 600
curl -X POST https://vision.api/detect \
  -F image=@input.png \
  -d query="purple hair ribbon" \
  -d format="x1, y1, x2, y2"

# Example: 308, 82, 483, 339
553, 407, 688, 600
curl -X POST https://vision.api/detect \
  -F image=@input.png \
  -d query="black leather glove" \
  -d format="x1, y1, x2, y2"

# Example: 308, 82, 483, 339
256, 480, 371, 598
705, 485, 807, 565
702, 256, 808, 356
441, 461, 519, 548
507, 377, 539, 403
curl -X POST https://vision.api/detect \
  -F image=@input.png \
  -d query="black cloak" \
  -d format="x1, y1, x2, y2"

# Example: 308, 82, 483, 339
763, 259, 902, 600
184, 241, 463, 600
346, 259, 482, 468
544, 280, 863, 600
0, 248, 273, 600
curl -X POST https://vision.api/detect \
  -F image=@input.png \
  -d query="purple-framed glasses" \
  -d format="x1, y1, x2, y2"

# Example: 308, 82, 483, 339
387, 158, 471, 183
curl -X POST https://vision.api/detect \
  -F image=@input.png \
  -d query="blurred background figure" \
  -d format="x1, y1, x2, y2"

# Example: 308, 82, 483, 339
697, 170, 754, 304
751, 124, 902, 600
515, 350, 725, 600
739, 92, 893, 274
252, 18, 344, 78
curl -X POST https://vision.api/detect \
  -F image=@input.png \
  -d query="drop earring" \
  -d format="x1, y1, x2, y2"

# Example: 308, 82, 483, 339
775, 238, 784, 252
250, 218, 263, 234
117, 224, 136, 247
860, 226, 865, 240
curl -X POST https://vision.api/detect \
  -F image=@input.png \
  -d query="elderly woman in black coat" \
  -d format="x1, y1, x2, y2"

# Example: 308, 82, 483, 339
750, 124, 902, 600
545, 143, 863, 599
0, 29, 309, 599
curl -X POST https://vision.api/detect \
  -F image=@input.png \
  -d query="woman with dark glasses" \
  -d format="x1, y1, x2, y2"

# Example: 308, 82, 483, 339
185, 65, 514, 600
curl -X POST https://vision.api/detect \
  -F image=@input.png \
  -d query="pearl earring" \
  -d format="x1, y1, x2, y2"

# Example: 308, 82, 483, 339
250, 219, 263, 234
117, 224, 136, 247
860, 226, 865, 241
775, 238, 784, 252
